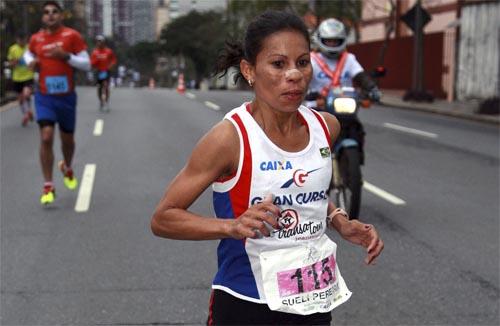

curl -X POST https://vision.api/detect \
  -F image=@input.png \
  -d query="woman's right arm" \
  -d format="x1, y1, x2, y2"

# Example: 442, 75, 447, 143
150, 119, 280, 241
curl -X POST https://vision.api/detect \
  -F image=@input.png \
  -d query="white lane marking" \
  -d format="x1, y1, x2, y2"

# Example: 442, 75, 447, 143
93, 119, 103, 136
363, 181, 406, 205
75, 164, 96, 212
383, 122, 438, 138
186, 92, 196, 99
204, 101, 220, 111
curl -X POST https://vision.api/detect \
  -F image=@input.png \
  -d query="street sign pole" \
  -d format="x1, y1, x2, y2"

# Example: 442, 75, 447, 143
402, 0, 434, 102
412, 0, 422, 92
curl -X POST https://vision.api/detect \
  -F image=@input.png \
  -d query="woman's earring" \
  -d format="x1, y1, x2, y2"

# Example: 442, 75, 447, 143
248, 79, 253, 87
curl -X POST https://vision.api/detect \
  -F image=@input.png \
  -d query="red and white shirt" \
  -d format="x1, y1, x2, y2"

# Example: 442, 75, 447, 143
211, 103, 351, 314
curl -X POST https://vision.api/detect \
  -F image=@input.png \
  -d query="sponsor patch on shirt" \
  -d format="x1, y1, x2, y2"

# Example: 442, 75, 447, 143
320, 147, 331, 158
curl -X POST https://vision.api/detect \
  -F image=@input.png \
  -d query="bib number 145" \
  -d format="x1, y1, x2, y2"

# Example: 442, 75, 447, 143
45, 76, 69, 94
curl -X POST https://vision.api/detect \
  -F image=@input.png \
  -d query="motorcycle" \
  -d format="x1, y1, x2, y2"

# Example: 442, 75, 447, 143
306, 86, 370, 219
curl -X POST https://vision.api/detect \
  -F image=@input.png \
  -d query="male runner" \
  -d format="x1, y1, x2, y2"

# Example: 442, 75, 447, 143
7, 33, 35, 126
23, 1, 90, 205
90, 35, 116, 111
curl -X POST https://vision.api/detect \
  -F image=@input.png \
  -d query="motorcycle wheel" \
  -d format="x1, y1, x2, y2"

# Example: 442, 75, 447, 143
338, 147, 362, 219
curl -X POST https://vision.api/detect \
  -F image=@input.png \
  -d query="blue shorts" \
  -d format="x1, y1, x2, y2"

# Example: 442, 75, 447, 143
35, 92, 77, 133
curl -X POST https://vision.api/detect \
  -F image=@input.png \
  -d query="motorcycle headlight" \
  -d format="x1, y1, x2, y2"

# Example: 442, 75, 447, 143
333, 98, 356, 114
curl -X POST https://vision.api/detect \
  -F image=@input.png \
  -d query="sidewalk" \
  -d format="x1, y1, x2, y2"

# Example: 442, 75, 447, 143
0, 91, 17, 106
380, 90, 499, 125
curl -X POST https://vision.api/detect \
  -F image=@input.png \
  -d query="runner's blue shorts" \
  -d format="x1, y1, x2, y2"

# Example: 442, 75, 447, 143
35, 91, 77, 133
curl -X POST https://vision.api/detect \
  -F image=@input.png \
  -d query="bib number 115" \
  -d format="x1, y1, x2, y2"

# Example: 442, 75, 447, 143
277, 255, 336, 297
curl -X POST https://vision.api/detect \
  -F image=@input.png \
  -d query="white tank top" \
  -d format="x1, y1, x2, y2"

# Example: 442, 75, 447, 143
212, 102, 334, 303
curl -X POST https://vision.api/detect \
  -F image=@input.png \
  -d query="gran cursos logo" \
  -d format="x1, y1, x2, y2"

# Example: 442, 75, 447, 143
281, 168, 321, 188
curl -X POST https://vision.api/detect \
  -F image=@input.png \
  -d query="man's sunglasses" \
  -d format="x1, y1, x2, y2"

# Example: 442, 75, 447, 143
43, 9, 60, 15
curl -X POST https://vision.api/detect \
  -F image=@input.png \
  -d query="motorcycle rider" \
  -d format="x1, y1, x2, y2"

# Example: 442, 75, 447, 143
306, 18, 381, 220
306, 18, 381, 110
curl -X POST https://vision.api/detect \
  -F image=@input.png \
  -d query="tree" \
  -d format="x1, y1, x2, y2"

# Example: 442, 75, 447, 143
225, 0, 363, 40
310, 0, 363, 40
125, 41, 159, 79
225, 0, 322, 38
159, 10, 229, 83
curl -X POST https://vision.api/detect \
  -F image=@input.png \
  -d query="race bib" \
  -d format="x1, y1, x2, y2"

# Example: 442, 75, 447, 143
260, 235, 351, 315
98, 71, 108, 80
45, 76, 69, 94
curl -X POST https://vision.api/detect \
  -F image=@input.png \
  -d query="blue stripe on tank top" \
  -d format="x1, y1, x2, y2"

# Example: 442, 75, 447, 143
212, 191, 259, 299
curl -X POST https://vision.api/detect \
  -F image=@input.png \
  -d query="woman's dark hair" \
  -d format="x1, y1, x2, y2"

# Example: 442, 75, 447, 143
214, 10, 310, 83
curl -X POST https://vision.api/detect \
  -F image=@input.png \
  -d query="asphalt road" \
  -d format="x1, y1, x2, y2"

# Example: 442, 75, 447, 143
1, 86, 498, 325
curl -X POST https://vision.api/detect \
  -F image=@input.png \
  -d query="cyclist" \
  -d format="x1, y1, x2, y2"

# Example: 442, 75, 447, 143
7, 33, 35, 126
306, 18, 381, 110
90, 35, 116, 111
151, 10, 383, 325
23, 0, 90, 205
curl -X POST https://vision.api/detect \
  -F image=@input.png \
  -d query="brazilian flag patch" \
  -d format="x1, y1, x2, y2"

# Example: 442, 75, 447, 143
320, 147, 331, 158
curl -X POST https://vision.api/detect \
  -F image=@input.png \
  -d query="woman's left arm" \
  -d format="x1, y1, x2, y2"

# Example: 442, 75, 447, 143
319, 112, 384, 265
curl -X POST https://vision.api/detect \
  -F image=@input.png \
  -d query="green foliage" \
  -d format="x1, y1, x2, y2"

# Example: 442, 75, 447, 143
159, 10, 228, 81
312, 0, 362, 26
226, 0, 307, 36
125, 41, 159, 77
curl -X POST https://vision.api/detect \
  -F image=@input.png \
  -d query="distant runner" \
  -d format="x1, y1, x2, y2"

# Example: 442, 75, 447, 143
90, 35, 116, 112
7, 33, 35, 126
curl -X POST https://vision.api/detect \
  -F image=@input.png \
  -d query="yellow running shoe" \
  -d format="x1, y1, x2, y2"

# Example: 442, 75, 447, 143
40, 184, 56, 205
58, 160, 78, 190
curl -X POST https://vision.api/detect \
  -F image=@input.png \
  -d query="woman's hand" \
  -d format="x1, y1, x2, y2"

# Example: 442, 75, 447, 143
226, 194, 281, 240
339, 219, 384, 265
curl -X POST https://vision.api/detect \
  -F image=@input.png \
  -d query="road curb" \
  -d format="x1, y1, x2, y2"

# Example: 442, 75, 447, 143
380, 100, 500, 126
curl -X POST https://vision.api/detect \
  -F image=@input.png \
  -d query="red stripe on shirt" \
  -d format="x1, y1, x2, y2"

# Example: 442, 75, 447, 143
207, 290, 214, 326
229, 113, 252, 219
310, 109, 332, 149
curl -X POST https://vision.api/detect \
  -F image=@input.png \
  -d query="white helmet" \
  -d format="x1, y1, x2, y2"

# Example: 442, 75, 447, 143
314, 18, 347, 58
